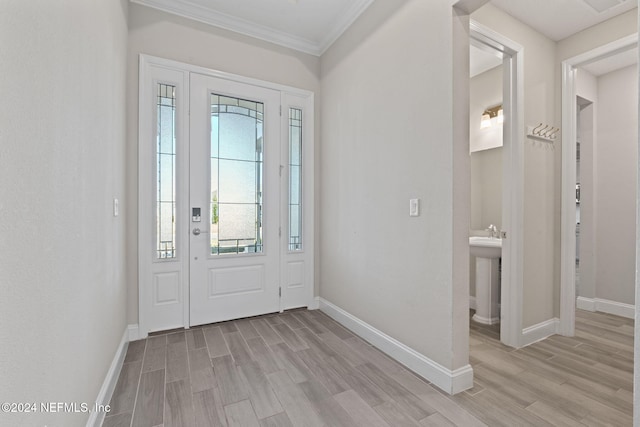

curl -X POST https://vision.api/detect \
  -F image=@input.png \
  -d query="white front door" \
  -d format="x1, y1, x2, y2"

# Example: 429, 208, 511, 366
138, 56, 315, 337
189, 73, 281, 326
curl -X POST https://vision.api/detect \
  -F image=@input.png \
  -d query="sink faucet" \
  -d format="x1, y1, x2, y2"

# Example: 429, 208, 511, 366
487, 224, 498, 238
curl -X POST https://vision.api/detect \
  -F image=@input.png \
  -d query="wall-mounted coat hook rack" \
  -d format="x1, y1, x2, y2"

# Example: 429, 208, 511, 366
527, 123, 559, 143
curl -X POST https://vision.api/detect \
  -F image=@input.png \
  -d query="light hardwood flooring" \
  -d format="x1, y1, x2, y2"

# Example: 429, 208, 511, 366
104, 309, 633, 426
458, 309, 634, 426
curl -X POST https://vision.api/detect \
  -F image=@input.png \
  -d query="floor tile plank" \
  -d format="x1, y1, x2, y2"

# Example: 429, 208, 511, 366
109, 361, 143, 415
212, 354, 249, 405
258, 412, 293, 427
333, 389, 391, 427
204, 326, 230, 358
224, 399, 260, 427
164, 378, 194, 427
237, 361, 283, 419
193, 388, 227, 427
266, 370, 324, 427
251, 319, 283, 346
132, 369, 165, 427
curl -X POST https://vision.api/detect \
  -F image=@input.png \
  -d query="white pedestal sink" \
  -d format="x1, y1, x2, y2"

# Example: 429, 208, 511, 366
470, 236, 502, 325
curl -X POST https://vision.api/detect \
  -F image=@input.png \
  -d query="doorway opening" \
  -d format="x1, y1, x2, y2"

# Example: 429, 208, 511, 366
468, 21, 525, 348
560, 34, 638, 335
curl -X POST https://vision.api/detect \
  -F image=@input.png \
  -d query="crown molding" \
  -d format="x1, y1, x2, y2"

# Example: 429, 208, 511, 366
317, 0, 374, 55
131, 0, 374, 57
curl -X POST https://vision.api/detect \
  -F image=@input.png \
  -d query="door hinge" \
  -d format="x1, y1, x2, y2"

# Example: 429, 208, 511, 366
279, 227, 282, 237
280, 105, 282, 116
279, 165, 284, 177
279, 287, 282, 297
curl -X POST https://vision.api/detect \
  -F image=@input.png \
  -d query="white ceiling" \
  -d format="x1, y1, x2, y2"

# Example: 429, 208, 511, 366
581, 46, 638, 75
470, 45, 503, 77
130, 0, 374, 56
489, 0, 637, 41
131, 0, 638, 56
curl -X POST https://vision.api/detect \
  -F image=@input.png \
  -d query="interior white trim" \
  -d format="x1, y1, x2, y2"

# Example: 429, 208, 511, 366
308, 296, 320, 310
576, 297, 635, 319
576, 296, 597, 312
521, 318, 560, 347
128, 324, 140, 342
560, 33, 638, 337
318, 298, 474, 395
86, 328, 129, 427
470, 21, 525, 348
129, 0, 373, 56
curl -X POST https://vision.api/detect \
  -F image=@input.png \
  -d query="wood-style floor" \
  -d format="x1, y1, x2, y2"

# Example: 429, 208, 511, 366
104, 309, 633, 426
458, 309, 634, 426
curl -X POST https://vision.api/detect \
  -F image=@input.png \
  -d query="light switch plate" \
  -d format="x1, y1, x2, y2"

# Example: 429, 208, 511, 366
409, 198, 420, 217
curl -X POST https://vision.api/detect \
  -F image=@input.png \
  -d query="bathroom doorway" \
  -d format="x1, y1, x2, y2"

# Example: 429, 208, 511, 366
469, 22, 524, 348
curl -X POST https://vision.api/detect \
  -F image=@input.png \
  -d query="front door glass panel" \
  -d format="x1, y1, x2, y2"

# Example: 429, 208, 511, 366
210, 94, 264, 255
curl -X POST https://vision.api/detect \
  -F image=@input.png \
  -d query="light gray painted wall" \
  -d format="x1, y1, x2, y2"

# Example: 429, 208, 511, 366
320, 0, 469, 370
472, 3, 557, 328
595, 64, 637, 305
0, 1, 129, 425
126, 3, 321, 324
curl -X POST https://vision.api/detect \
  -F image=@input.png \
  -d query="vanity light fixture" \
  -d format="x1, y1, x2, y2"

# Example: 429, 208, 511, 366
480, 104, 503, 128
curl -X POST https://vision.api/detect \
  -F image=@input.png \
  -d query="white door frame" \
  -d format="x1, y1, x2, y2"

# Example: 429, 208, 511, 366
470, 21, 525, 348
138, 54, 315, 338
559, 34, 638, 336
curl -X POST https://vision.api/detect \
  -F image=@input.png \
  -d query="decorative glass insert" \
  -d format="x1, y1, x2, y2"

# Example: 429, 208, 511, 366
289, 108, 303, 251
210, 94, 264, 255
156, 83, 177, 259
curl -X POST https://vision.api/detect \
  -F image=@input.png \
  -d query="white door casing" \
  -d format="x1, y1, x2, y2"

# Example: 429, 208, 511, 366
138, 55, 314, 337
470, 21, 525, 348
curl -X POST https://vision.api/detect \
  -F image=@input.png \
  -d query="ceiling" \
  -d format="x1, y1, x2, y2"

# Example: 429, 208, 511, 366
130, 0, 374, 56
131, 0, 638, 56
581, 46, 638, 75
490, 0, 637, 41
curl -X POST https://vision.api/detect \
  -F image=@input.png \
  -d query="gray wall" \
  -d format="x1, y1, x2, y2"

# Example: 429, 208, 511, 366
595, 64, 637, 305
320, 0, 469, 370
0, 1, 129, 425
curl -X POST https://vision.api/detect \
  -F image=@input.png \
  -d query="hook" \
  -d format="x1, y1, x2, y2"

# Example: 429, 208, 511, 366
532, 123, 544, 135
537, 125, 550, 136
548, 127, 560, 139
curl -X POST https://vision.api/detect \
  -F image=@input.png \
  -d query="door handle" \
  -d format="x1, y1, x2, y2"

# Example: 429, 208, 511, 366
193, 228, 201, 236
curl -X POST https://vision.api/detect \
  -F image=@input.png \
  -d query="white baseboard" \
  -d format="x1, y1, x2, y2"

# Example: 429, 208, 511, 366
128, 324, 140, 341
576, 296, 596, 312
86, 327, 129, 427
521, 318, 559, 347
576, 297, 635, 319
469, 296, 476, 310
318, 298, 473, 394
308, 296, 320, 310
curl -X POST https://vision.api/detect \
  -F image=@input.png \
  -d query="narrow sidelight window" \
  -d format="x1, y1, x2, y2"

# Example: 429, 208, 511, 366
156, 83, 177, 259
289, 108, 303, 251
